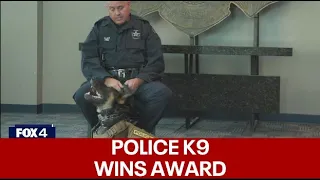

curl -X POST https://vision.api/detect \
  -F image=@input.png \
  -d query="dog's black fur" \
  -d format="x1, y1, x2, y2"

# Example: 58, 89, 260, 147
84, 78, 156, 138
84, 78, 134, 130
84, 79, 132, 109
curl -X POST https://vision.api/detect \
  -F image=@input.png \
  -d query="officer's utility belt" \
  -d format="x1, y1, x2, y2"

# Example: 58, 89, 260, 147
107, 67, 140, 79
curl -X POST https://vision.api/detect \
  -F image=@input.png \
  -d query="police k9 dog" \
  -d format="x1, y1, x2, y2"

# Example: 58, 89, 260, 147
84, 78, 155, 138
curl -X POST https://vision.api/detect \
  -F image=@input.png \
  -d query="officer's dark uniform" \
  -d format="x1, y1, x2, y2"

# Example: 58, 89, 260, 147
73, 14, 172, 133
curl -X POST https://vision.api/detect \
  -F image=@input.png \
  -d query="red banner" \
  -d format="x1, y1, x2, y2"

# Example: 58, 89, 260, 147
0, 138, 319, 179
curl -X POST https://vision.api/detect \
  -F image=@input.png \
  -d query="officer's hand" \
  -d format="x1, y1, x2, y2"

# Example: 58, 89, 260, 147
104, 78, 123, 92
124, 78, 144, 92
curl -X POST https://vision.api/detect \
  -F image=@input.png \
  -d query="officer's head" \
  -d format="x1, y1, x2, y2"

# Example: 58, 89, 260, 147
106, 1, 131, 25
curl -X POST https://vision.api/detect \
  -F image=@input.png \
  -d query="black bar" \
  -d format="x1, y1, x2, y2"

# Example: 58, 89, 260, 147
161, 45, 292, 56
189, 36, 194, 74
195, 36, 199, 74
78, 43, 293, 57
185, 36, 201, 129
79, 43, 83, 51
189, 54, 193, 74
251, 14, 260, 75
251, 56, 259, 75
184, 54, 188, 74
249, 14, 261, 132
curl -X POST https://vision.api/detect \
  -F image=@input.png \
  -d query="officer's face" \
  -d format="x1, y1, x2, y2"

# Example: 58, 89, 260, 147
107, 1, 131, 25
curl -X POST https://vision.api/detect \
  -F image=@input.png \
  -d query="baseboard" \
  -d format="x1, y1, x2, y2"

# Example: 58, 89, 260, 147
1, 104, 81, 114
1, 104, 43, 114
1, 103, 320, 124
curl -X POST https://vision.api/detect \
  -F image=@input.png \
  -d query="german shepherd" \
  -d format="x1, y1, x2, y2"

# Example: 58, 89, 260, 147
84, 78, 155, 138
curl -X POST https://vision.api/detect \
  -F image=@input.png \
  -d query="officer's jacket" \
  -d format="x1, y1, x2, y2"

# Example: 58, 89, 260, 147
81, 14, 164, 83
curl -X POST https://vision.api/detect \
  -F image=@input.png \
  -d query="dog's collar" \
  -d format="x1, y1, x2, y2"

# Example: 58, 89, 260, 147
99, 105, 138, 128
99, 108, 115, 116
98, 106, 130, 128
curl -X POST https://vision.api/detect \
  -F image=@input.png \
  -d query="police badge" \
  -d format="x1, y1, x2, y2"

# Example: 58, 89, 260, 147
131, 29, 141, 40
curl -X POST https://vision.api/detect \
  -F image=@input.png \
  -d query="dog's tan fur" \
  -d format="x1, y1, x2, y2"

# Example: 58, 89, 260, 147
84, 79, 156, 138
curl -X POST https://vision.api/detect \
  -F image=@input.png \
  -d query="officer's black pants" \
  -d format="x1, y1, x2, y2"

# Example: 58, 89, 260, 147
72, 80, 172, 134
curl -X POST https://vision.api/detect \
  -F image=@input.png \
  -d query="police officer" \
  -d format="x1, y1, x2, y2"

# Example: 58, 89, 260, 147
73, 1, 172, 134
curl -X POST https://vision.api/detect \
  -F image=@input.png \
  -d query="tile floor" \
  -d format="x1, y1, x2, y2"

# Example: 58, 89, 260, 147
1, 113, 320, 138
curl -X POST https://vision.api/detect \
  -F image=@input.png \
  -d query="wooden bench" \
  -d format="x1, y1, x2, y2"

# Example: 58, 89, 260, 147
78, 43, 292, 134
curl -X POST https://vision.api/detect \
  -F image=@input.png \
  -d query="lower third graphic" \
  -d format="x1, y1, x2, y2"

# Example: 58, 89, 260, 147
9, 124, 56, 138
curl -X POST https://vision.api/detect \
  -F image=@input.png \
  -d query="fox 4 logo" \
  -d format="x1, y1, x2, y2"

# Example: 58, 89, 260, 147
16, 128, 48, 138
9, 124, 56, 138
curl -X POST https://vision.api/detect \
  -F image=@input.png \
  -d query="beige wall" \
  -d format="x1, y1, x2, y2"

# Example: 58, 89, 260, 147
1, 1, 42, 105
1, 1, 320, 115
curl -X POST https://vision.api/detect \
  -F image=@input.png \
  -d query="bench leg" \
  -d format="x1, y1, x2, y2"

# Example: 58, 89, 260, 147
185, 117, 201, 129
249, 113, 259, 132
